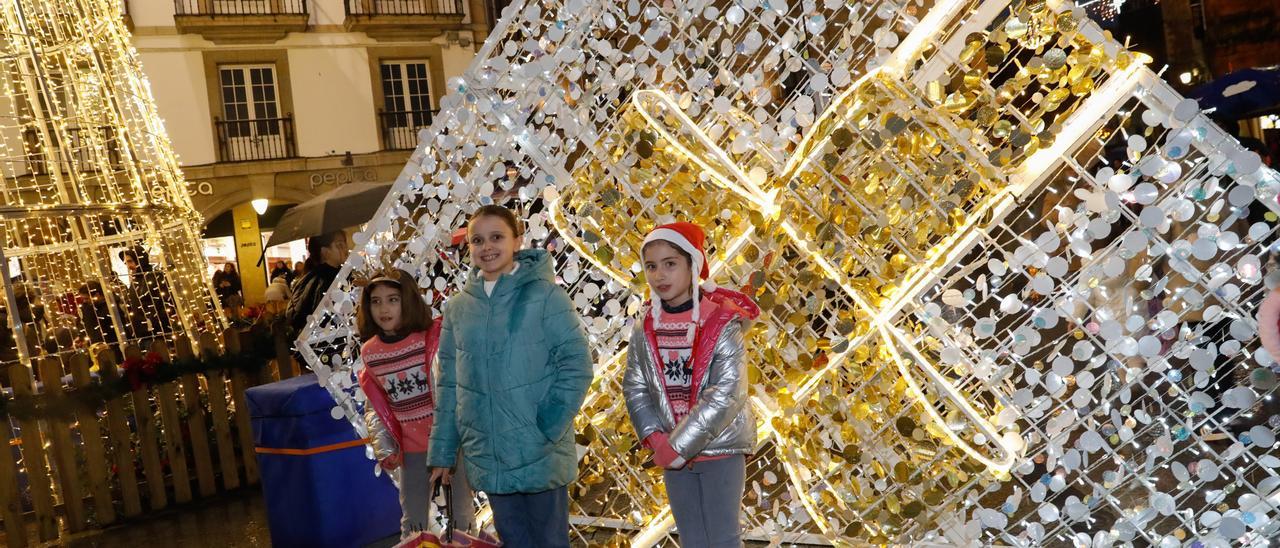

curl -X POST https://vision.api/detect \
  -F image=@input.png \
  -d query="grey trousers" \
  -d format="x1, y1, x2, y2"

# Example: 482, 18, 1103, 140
662, 454, 746, 548
400, 450, 474, 539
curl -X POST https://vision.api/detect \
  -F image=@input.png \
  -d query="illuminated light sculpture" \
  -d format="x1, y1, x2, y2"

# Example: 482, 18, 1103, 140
0, 0, 225, 372
303, 0, 1280, 544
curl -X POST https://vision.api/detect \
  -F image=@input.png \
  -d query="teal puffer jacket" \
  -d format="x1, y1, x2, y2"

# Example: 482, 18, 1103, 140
427, 249, 593, 494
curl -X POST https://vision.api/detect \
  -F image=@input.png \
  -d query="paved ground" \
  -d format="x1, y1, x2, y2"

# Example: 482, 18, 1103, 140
44, 489, 820, 547
45, 491, 646, 547
59, 490, 278, 548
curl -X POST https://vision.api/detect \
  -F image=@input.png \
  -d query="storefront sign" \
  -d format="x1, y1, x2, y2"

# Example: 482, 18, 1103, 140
309, 168, 379, 190
190, 181, 214, 195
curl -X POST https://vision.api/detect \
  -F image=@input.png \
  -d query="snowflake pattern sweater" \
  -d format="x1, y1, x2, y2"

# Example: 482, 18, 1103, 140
655, 300, 696, 424
361, 330, 434, 453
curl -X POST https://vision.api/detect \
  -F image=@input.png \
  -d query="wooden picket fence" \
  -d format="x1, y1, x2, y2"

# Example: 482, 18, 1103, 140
0, 327, 301, 546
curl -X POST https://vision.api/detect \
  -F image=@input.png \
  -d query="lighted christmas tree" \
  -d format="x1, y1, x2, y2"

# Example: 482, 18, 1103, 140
302, 0, 1280, 544
0, 0, 225, 370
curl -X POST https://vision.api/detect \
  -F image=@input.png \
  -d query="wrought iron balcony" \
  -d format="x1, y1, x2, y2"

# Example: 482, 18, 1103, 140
378, 109, 437, 150
173, 0, 309, 44
213, 114, 298, 163
343, 0, 466, 40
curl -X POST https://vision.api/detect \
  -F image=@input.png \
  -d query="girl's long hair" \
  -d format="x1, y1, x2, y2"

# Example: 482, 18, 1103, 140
356, 269, 432, 341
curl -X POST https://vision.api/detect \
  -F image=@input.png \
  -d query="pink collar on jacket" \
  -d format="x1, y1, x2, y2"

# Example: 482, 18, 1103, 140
1259, 289, 1280, 364
358, 318, 444, 449
642, 286, 760, 404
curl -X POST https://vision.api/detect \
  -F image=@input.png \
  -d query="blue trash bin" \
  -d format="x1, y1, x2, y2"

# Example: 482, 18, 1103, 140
247, 374, 401, 547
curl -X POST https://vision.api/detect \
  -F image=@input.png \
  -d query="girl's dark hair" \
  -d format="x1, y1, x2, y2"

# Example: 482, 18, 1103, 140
357, 269, 432, 341
467, 204, 523, 239
306, 231, 344, 269
642, 239, 692, 266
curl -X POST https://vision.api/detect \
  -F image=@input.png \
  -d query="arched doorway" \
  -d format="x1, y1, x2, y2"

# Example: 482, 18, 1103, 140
201, 201, 302, 306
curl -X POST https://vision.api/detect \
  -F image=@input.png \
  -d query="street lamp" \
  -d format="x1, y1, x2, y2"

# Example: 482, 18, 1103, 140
251, 198, 269, 215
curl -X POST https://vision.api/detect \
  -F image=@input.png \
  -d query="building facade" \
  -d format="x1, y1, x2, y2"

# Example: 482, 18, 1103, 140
126, 0, 492, 303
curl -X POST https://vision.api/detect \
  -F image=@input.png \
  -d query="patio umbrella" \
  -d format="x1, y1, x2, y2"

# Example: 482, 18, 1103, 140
264, 181, 393, 249
1189, 66, 1280, 120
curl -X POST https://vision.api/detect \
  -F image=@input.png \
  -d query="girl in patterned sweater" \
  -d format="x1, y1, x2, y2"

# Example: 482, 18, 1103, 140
357, 269, 473, 538
623, 222, 759, 547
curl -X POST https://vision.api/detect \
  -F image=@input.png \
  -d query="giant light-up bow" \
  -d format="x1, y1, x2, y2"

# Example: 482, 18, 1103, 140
541, 1, 1160, 539
304, 0, 1280, 544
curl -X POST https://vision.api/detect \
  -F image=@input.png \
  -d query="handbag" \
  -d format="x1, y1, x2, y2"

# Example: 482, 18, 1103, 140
394, 479, 501, 548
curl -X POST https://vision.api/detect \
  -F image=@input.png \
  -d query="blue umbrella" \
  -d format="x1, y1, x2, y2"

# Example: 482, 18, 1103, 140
1189, 66, 1280, 120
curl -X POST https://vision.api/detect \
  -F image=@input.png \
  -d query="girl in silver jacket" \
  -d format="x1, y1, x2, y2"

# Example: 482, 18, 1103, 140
623, 222, 759, 548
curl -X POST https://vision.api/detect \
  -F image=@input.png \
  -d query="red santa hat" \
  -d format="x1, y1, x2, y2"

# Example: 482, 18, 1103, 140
642, 222, 717, 341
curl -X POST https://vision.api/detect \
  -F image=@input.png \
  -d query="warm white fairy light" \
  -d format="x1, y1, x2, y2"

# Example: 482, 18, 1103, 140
0, 0, 226, 370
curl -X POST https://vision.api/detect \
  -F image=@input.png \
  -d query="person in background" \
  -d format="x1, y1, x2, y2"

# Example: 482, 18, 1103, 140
264, 273, 292, 316
215, 262, 243, 311
270, 260, 293, 287
265, 274, 292, 303
121, 247, 174, 335
2, 284, 48, 377
212, 268, 225, 296
76, 279, 133, 363
1239, 136, 1271, 165
41, 327, 75, 355
285, 231, 348, 337
292, 261, 306, 286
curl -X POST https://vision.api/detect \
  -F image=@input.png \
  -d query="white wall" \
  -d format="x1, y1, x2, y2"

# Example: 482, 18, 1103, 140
440, 43, 475, 85
286, 43, 379, 156
135, 45, 217, 165
126, 0, 178, 27
310, 0, 347, 26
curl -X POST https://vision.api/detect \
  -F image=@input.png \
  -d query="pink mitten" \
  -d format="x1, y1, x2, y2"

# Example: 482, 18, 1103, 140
644, 432, 686, 469
380, 453, 402, 470
1259, 289, 1280, 362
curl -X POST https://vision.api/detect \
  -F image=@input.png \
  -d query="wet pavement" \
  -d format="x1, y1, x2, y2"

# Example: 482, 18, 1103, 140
42, 489, 813, 547
58, 490, 279, 547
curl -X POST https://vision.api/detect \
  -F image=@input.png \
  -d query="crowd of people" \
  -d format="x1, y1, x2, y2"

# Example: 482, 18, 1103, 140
0, 246, 179, 382
211, 256, 309, 315
0, 229, 351, 382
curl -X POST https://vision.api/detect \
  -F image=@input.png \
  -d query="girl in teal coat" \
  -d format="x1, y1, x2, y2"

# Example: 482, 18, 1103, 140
428, 205, 592, 547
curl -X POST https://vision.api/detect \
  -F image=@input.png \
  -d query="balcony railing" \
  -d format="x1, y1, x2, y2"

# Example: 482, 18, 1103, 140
378, 109, 436, 150
174, 0, 308, 15
345, 0, 464, 16
214, 114, 297, 162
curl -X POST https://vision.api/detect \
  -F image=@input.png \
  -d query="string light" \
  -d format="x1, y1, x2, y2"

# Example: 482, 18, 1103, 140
1, 0, 226, 373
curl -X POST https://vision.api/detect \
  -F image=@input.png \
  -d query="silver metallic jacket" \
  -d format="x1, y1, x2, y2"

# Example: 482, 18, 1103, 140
360, 407, 404, 483
364, 405, 398, 461
623, 320, 756, 459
